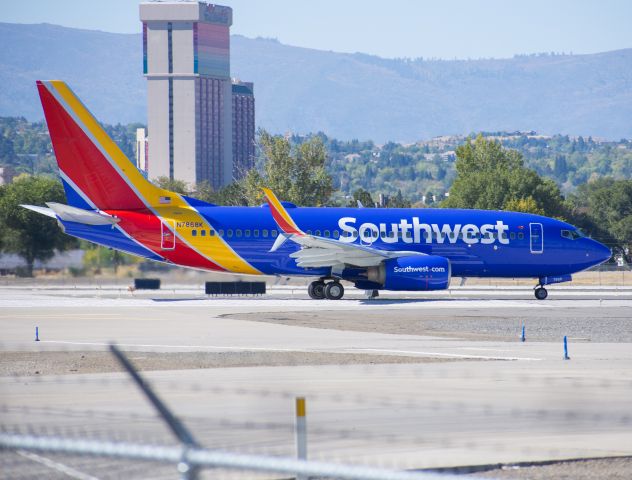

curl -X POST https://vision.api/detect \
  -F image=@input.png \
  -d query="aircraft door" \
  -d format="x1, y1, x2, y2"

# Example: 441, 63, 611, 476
529, 223, 543, 254
161, 219, 176, 250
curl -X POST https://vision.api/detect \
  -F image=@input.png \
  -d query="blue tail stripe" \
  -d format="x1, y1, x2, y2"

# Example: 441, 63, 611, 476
61, 177, 93, 210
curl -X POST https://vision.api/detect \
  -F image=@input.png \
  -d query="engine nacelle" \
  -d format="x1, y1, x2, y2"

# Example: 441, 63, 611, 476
366, 255, 451, 291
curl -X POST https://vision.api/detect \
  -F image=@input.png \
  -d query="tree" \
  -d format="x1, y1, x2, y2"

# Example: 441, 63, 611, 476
0, 174, 78, 276
442, 135, 567, 217
390, 189, 412, 208
348, 188, 374, 207
243, 131, 333, 206
570, 178, 632, 255
153, 176, 190, 194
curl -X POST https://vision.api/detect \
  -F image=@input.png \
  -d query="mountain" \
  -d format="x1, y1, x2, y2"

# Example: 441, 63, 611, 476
1, 22, 631, 142
0, 23, 145, 125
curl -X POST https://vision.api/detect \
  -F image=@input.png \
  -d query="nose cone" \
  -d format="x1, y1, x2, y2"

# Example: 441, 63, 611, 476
589, 239, 611, 266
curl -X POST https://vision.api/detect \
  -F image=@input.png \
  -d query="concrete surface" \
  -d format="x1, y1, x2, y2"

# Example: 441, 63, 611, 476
1, 284, 631, 479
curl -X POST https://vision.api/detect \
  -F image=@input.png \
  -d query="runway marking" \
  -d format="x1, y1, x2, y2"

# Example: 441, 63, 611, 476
17, 450, 99, 480
38, 341, 543, 360
39, 340, 304, 352
348, 348, 542, 361
0, 314, 121, 318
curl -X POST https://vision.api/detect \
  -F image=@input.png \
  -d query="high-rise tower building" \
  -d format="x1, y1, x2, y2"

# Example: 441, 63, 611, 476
140, 1, 254, 189
231, 80, 255, 178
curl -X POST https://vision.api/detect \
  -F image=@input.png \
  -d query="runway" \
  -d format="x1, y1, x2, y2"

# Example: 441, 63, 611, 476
1, 284, 632, 478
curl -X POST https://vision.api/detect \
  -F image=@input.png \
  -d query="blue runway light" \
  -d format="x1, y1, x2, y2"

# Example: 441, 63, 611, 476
35, 326, 40, 342
563, 336, 570, 360
520, 323, 525, 342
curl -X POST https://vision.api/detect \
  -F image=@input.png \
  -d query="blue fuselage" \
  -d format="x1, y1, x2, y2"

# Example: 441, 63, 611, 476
66, 204, 610, 281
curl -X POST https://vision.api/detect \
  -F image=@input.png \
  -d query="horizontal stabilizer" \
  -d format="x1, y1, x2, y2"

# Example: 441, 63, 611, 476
21, 203, 120, 225
20, 204, 57, 219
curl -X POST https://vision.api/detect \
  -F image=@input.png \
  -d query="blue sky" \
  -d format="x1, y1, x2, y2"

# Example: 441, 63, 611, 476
2, 0, 631, 59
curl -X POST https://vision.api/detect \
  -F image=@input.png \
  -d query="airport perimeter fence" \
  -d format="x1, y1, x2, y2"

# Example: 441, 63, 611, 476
2, 341, 632, 479
0, 345, 482, 480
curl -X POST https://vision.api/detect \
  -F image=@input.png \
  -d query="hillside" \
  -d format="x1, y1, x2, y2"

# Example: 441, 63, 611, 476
1, 22, 631, 142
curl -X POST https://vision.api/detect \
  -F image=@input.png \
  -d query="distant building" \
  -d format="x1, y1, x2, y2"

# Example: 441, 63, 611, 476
135, 128, 148, 172
140, 1, 256, 189
0, 166, 16, 185
231, 80, 255, 178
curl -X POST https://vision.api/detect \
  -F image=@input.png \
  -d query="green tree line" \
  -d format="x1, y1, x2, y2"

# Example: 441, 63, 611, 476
1, 122, 632, 274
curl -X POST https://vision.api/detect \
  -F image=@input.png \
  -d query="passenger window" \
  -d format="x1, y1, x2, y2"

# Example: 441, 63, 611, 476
227, 229, 233, 238
352, 231, 358, 238
210, 230, 215, 237
315, 230, 321, 236
201, 230, 206, 237
254, 229, 259, 238
333, 230, 340, 239
510, 232, 515, 240
380, 231, 386, 238
244, 229, 251, 238
406, 231, 412, 239
324, 230, 331, 238
307, 230, 313, 235
192, 230, 197, 236
518, 232, 524, 240
271, 230, 278, 238
236, 229, 242, 237
262, 229, 268, 238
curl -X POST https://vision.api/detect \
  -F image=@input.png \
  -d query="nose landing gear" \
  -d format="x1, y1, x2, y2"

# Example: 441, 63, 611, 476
308, 279, 344, 300
534, 286, 548, 300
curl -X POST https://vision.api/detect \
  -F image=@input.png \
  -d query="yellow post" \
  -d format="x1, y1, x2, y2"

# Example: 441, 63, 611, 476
295, 396, 307, 480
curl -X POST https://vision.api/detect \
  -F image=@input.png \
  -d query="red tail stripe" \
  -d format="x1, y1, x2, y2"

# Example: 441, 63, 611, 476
269, 206, 302, 236
38, 82, 145, 211
110, 211, 225, 272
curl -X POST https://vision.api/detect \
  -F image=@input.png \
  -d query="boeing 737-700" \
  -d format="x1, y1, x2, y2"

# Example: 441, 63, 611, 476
22, 81, 611, 300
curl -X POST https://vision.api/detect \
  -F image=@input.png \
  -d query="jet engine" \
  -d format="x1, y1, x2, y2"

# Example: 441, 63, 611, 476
365, 255, 451, 291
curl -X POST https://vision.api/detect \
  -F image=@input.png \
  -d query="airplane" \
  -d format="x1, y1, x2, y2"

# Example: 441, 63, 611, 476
22, 80, 611, 300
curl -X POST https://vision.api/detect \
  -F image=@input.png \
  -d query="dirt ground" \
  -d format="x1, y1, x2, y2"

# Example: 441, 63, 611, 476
463, 456, 632, 479
226, 305, 632, 343
0, 350, 461, 376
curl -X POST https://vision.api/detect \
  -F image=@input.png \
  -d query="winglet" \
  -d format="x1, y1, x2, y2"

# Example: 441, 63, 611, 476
262, 188, 304, 236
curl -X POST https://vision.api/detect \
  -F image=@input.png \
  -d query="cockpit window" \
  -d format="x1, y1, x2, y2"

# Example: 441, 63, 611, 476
561, 229, 585, 240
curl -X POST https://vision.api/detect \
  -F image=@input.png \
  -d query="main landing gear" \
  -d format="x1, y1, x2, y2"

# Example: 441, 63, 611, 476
308, 279, 345, 300
534, 286, 548, 300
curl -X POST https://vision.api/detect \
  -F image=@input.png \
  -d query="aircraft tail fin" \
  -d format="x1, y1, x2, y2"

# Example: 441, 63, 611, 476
36, 80, 175, 211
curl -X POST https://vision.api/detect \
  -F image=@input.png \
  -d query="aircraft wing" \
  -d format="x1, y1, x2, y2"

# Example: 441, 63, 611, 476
262, 188, 423, 269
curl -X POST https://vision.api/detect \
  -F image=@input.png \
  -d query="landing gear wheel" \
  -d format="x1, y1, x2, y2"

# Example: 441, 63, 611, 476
324, 282, 344, 300
534, 287, 548, 300
308, 281, 326, 299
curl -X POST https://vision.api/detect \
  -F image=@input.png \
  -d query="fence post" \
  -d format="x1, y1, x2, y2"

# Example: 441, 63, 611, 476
295, 397, 307, 479
109, 344, 199, 479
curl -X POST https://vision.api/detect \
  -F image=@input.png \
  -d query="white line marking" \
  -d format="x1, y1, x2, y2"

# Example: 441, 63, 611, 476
40, 340, 302, 352
39, 341, 542, 361
349, 348, 542, 361
0, 314, 121, 318
18, 450, 100, 480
